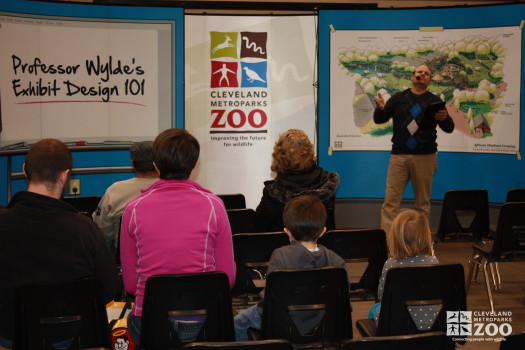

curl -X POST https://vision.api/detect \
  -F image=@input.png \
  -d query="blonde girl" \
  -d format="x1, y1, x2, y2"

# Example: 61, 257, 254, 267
369, 209, 439, 330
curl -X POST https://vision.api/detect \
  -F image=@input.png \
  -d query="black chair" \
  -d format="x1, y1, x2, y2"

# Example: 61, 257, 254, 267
504, 190, 525, 245
140, 272, 235, 349
231, 232, 289, 304
14, 277, 111, 350
227, 208, 256, 234
489, 188, 525, 237
62, 196, 102, 216
436, 189, 489, 241
182, 339, 293, 350
114, 218, 127, 302
466, 202, 525, 312
356, 264, 466, 339
506, 188, 525, 203
318, 229, 387, 301
500, 331, 525, 350
218, 194, 246, 210
342, 331, 453, 350
249, 267, 353, 348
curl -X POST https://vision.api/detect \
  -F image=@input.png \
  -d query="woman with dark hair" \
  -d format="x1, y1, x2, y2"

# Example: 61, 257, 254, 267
120, 129, 235, 344
255, 129, 339, 232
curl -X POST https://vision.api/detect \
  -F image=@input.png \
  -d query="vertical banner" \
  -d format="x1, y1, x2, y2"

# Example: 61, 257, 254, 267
185, 16, 317, 209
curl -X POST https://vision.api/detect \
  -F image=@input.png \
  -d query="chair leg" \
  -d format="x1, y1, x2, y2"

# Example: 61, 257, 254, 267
472, 253, 482, 282
466, 254, 482, 293
488, 262, 498, 292
466, 257, 477, 294
494, 262, 502, 292
483, 260, 495, 312
475, 258, 483, 281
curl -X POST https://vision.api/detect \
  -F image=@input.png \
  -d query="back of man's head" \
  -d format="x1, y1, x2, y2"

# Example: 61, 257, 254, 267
153, 128, 200, 180
130, 141, 155, 173
283, 195, 327, 242
24, 139, 72, 186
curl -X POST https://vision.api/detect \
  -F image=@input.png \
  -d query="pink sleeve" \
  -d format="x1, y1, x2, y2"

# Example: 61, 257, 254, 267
120, 203, 138, 296
214, 204, 236, 289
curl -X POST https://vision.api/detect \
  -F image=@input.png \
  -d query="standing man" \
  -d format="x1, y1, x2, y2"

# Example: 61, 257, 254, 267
374, 64, 454, 234
0, 139, 116, 348
93, 141, 158, 256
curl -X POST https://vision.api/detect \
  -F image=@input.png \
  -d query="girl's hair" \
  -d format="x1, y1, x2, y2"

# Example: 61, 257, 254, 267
387, 209, 433, 260
271, 129, 316, 174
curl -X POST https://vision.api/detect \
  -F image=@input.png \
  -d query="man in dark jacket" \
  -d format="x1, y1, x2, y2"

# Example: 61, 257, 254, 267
0, 139, 117, 348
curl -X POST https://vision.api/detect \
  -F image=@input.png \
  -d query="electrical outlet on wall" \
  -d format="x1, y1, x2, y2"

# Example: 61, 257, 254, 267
69, 179, 81, 196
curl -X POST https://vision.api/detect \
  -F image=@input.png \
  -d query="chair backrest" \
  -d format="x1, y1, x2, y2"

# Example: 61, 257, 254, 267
62, 196, 102, 216
227, 208, 256, 234
437, 189, 489, 241
260, 267, 352, 347
325, 205, 337, 231
115, 217, 122, 266
506, 189, 525, 203
182, 339, 293, 350
342, 331, 453, 350
318, 229, 387, 300
15, 277, 111, 350
376, 264, 466, 336
491, 202, 525, 260
217, 194, 247, 210
231, 232, 290, 298
500, 331, 525, 350
140, 272, 234, 349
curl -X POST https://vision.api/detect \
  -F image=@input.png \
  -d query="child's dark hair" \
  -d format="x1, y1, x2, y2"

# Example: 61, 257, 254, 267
283, 195, 327, 241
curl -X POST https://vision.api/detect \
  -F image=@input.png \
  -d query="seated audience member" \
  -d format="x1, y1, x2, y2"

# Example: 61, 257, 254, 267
369, 209, 439, 330
255, 129, 339, 232
234, 195, 351, 341
120, 128, 236, 344
0, 139, 117, 349
93, 141, 158, 256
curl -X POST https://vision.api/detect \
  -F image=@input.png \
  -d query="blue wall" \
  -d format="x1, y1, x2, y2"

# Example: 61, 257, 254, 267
0, 0, 184, 205
319, 4, 525, 204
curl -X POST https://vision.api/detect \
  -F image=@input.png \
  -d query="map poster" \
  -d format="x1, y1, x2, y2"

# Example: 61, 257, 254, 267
330, 27, 521, 154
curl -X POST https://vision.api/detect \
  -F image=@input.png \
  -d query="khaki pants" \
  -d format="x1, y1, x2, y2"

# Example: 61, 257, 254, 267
380, 153, 437, 234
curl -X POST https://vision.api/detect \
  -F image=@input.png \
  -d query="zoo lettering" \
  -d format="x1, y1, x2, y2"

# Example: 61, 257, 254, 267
11, 55, 146, 103
211, 109, 268, 129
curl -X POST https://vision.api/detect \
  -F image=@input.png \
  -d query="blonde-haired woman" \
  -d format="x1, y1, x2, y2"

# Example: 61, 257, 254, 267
369, 209, 439, 330
255, 129, 339, 232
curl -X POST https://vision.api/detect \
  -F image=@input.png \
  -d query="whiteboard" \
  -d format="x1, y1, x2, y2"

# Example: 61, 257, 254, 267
0, 12, 175, 143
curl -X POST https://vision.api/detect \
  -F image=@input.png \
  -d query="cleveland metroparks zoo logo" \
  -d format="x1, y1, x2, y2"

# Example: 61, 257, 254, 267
447, 311, 513, 341
210, 31, 268, 89
209, 31, 269, 133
